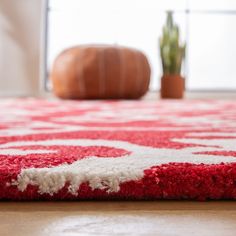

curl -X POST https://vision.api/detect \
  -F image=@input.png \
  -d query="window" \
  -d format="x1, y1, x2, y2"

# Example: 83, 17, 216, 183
45, 0, 236, 91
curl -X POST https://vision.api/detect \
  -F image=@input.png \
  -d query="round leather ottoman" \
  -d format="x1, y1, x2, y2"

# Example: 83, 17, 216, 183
50, 45, 151, 99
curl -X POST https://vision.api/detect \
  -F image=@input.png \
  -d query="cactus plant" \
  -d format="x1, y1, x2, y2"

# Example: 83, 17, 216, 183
160, 11, 186, 75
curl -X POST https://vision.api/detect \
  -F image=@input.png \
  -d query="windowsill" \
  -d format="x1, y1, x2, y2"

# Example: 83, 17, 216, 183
144, 91, 236, 100
0, 91, 235, 100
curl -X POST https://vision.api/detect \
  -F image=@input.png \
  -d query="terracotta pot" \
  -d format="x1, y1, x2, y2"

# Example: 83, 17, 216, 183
50, 45, 150, 99
161, 75, 185, 99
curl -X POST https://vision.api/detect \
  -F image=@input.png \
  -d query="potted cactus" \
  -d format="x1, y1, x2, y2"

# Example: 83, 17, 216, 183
159, 11, 186, 98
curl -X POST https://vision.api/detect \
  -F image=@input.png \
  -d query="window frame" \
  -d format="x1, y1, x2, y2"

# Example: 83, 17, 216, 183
42, 0, 236, 93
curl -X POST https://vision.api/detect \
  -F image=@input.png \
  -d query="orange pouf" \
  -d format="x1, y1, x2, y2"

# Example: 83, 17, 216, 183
50, 45, 151, 99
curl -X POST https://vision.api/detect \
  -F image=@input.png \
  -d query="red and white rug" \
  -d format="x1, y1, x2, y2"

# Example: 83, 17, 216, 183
0, 99, 236, 200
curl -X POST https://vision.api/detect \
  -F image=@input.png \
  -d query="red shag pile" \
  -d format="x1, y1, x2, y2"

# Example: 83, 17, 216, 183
0, 99, 236, 200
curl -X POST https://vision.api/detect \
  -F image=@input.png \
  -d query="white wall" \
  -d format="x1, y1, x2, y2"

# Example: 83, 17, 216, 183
0, 0, 43, 96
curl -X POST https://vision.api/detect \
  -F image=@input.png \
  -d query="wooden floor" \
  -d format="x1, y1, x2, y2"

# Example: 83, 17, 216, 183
0, 201, 236, 236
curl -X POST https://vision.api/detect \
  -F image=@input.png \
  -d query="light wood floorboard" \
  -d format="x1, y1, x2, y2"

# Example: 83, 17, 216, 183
0, 201, 236, 236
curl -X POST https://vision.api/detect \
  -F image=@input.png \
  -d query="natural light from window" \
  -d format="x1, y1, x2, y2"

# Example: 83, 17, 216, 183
47, 0, 236, 91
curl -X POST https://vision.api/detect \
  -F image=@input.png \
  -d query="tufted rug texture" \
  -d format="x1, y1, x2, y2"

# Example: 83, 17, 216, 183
0, 99, 236, 200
